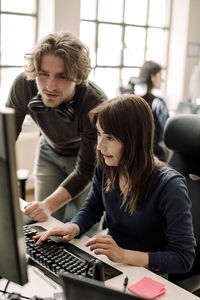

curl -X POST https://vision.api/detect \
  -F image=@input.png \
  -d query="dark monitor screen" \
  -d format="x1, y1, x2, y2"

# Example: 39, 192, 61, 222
0, 108, 28, 285
60, 271, 145, 300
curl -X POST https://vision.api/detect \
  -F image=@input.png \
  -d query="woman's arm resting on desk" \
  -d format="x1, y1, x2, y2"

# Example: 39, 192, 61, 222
85, 234, 149, 268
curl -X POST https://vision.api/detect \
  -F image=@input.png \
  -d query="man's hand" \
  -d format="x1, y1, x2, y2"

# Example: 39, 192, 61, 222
24, 186, 73, 222
33, 223, 80, 245
24, 201, 51, 222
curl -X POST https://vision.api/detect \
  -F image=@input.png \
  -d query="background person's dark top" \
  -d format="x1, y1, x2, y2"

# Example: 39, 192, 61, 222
72, 165, 196, 274
6, 72, 107, 198
142, 93, 169, 161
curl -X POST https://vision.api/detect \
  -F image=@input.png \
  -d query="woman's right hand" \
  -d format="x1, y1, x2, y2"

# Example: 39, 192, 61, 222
33, 223, 80, 245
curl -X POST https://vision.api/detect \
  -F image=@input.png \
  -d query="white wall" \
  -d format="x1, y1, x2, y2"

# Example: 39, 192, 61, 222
166, 0, 190, 111
16, 119, 39, 190
166, 0, 200, 111
183, 0, 200, 102
54, 0, 80, 35
37, 0, 55, 40
38, 0, 80, 38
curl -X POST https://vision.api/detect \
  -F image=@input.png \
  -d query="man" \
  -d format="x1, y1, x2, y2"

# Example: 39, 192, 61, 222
6, 32, 107, 222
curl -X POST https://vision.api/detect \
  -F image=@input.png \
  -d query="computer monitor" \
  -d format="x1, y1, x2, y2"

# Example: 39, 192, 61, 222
59, 271, 145, 300
0, 107, 28, 285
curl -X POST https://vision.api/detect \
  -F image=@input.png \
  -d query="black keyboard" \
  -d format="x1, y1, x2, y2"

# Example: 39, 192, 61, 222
23, 225, 122, 285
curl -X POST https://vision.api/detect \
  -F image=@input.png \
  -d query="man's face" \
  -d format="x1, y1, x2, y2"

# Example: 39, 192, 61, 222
36, 54, 78, 108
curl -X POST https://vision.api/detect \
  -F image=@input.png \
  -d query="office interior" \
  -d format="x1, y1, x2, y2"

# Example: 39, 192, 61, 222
0, 0, 199, 191
0, 0, 200, 299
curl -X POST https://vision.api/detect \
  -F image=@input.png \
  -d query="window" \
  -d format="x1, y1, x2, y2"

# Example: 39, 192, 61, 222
0, 0, 38, 107
80, 0, 171, 98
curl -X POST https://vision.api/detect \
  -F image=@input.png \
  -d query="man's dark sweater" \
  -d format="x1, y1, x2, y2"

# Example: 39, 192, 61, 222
6, 72, 107, 198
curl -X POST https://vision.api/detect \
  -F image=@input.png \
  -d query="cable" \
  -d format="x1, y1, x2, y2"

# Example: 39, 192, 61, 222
3, 281, 10, 294
0, 290, 30, 300
85, 259, 95, 278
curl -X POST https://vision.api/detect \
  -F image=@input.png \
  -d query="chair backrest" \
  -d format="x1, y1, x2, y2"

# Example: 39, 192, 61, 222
164, 114, 200, 283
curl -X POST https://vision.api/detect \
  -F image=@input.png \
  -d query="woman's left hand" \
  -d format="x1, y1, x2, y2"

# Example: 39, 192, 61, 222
85, 234, 124, 263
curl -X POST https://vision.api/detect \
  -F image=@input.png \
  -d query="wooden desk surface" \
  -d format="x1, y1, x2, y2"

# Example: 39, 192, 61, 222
0, 200, 197, 300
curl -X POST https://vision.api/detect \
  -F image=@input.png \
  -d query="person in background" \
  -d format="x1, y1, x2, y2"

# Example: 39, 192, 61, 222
6, 31, 107, 222
139, 60, 169, 161
34, 94, 195, 277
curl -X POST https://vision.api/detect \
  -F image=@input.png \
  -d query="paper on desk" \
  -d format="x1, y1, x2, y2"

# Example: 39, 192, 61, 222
128, 276, 166, 299
20, 198, 26, 212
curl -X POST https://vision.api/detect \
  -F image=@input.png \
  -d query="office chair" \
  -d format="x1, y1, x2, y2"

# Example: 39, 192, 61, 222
119, 77, 147, 96
164, 113, 200, 295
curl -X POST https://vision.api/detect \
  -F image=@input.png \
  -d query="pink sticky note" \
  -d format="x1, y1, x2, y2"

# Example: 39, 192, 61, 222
128, 276, 166, 299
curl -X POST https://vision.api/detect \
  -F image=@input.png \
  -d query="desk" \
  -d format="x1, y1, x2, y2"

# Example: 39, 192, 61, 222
0, 200, 198, 300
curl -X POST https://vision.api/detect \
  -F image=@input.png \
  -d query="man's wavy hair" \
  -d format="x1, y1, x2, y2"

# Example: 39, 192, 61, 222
24, 32, 91, 86
89, 94, 157, 214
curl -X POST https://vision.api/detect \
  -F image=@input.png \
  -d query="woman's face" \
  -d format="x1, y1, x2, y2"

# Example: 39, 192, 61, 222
96, 121, 124, 167
151, 70, 162, 90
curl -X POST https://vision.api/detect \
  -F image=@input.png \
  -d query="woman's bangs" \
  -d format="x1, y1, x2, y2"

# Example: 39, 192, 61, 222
98, 109, 120, 139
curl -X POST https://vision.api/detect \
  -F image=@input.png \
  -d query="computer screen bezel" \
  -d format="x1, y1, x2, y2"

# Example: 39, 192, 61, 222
0, 107, 28, 285
59, 271, 145, 300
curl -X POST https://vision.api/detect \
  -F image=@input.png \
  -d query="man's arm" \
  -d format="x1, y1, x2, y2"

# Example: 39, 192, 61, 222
60, 83, 107, 198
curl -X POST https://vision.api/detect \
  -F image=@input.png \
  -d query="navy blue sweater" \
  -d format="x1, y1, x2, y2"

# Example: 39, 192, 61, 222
71, 165, 196, 274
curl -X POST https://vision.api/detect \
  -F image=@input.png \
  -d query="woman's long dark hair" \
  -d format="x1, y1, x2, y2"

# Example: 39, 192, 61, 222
89, 94, 156, 214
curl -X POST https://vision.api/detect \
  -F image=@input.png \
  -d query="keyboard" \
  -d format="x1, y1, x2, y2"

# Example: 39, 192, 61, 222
23, 225, 122, 285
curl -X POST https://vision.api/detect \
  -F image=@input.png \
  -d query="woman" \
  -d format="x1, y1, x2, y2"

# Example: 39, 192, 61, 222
139, 60, 169, 161
34, 94, 195, 276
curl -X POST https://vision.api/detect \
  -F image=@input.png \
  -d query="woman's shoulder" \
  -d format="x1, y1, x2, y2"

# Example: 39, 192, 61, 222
151, 165, 192, 215
153, 165, 186, 190
154, 163, 186, 186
